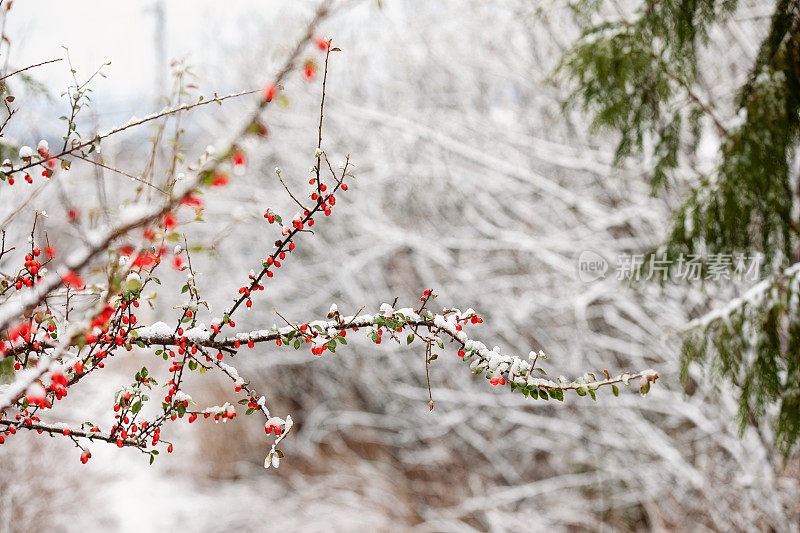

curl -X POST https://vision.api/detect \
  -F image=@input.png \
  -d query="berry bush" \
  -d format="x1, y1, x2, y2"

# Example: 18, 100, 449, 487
0, 3, 657, 472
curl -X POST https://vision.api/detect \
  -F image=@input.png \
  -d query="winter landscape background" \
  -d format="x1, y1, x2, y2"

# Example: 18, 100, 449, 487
0, 1, 797, 531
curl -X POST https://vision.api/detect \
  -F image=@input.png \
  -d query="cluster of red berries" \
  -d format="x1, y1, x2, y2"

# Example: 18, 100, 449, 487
48, 368, 68, 399
168, 399, 191, 421
13, 247, 44, 290
3, 308, 55, 357
309, 178, 338, 217
206, 407, 236, 422
276, 320, 347, 357
238, 271, 268, 309
7, 142, 57, 186
489, 376, 507, 386
107, 402, 157, 448
454, 314, 483, 336
8, 412, 41, 431
265, 422, 283, 435
231, 338, 256, 351
23, 386, 50, 409
210, 312, 239, 336
301, 36, 332, 81
251, 175, 349, 299
260, 36, 330, 98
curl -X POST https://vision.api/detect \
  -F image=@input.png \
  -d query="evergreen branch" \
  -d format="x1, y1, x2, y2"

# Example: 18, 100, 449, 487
676, 261, 800, 334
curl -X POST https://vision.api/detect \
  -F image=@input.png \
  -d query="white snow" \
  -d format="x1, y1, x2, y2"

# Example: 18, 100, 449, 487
172, 391, 192, 403
136, 321, 173, 338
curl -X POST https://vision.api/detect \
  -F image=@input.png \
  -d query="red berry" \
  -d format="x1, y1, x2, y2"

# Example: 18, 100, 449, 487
303, 61, 317, 81
315, 37, 330, 51
263, 84, 277, 102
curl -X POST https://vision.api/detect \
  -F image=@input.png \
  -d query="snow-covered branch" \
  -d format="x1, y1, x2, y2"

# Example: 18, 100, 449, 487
135, 303, 658, 397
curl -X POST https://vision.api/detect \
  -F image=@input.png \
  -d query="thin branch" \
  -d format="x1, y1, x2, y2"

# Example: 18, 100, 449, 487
73, 154, 170, 195
0, 57, 62, 81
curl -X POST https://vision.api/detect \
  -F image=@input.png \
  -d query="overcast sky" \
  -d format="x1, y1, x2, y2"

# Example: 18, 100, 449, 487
3, 0, 320, 139
8, 2, 306, 103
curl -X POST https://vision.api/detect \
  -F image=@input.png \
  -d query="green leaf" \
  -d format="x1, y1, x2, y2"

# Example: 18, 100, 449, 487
538, 388, 549, 400
407, 334, 414, 344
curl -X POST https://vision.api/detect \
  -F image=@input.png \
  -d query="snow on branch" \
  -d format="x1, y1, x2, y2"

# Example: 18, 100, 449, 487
135, 301, 659, 398
681, 261, 800, 332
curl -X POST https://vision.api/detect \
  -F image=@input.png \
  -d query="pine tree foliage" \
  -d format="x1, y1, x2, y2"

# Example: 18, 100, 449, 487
560, 0, 800, 454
